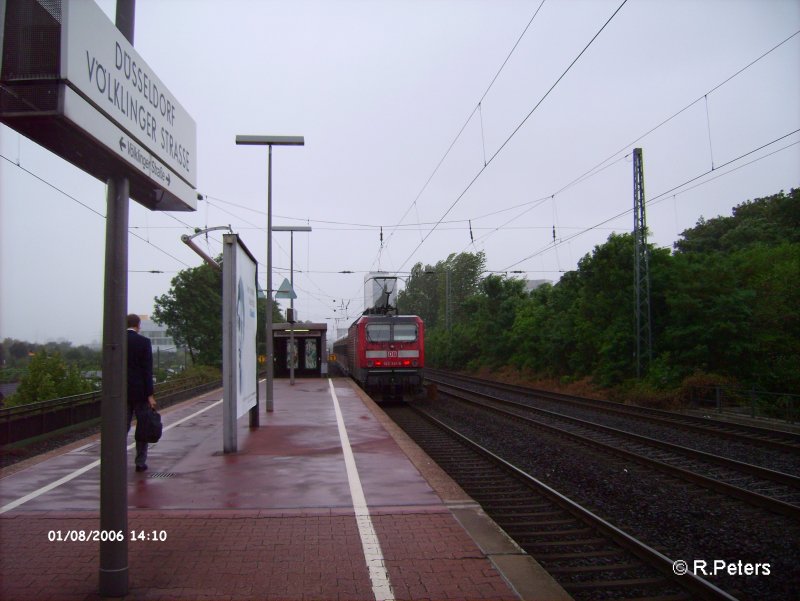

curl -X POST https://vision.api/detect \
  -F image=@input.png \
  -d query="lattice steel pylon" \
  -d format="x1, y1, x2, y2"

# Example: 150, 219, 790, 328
633, 148, 652, 378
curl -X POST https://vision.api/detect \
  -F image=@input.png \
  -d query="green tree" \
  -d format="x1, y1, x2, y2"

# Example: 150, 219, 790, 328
153, 262, 224, 366
9, 340, 29, 363
453, 275, 527, 369
398, 252, 486, 368
10, 350, 91, 405
398, 251, 486, 331
410, 189, 799, 394
257, 295, 284, 358
667, 188, 800, 390
153, 262, 281, 367
736, 242, 800, 391
442, 252, 486, 330
675, 188, 799, 254
398, 262, 440, 326
663, 252, 756, 380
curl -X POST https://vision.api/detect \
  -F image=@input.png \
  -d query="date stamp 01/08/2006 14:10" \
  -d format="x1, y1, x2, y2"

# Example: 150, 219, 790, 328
47, 530, 168, 543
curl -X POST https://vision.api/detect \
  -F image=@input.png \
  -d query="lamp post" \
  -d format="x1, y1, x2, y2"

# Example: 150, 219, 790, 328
235, 135, 304, 411
272, 225, 312, 385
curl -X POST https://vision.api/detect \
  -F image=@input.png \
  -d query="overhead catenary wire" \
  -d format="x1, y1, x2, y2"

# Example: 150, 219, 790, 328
704, 94, 715, 171
374, 0, 549, 268
457, 28, 800, 259
558, 29, 800, 197
500, 128, 800, 271
0, 153, 192, 268
11, 20, 788, 320
204, 29, 799, 253
395, 0, 630, 273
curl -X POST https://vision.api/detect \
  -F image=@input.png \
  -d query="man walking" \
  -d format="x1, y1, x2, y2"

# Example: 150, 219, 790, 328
126, 314, 156, 472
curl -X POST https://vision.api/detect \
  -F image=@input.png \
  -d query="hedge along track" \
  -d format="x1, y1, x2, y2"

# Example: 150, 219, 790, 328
425, 369, 800, 453
430, 380, 800, 520
383, 403, 735, 601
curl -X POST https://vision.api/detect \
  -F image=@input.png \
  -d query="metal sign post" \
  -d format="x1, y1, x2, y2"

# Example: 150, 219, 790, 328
0, 1, 198, 596
98, 3, 133, 596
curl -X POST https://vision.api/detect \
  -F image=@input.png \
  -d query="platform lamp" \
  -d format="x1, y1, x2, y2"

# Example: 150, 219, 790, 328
272, 225, 312, 385
235, 135, 304, 411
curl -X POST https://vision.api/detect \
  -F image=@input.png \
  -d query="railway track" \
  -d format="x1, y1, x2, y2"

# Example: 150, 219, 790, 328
397, 371, 800, 599
384, 403, 735, 601
426, 369, 800, 454
432, 380, 800, 519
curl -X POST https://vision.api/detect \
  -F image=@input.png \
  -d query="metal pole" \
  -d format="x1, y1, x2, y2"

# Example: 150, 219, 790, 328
99, 2, 133, 595
266, 145, 274, 411
99, 177, 129, 596
236, 134, 303, 408
633, 147, 652, 379
289, 231, 295, 385
100, 177, 129, 597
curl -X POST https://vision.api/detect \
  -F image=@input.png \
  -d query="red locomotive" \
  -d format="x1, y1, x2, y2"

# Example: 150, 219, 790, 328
333, 314, 424, 399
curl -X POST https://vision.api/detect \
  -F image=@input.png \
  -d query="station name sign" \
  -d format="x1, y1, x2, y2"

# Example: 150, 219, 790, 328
0, 0, 197, 211
65, 0, 196, 187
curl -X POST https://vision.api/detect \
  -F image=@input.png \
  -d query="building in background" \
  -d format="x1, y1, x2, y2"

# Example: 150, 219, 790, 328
138, 316, 174, 352
524, 279, 552, 293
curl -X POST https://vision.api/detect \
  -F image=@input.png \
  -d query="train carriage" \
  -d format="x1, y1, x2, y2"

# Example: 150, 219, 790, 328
333, 314, 424, 399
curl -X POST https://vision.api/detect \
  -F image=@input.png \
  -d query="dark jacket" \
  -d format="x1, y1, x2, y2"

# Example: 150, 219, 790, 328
127, 329, 154, 406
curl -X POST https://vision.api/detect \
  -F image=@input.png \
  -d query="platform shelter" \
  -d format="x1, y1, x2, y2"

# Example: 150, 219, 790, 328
272, 322, 328, 378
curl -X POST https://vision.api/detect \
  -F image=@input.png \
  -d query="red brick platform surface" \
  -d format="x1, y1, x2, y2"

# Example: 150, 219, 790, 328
0, 379, 569, 601
1, 509, 519, 601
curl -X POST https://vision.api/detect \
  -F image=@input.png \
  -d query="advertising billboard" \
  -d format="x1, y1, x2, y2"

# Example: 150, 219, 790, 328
222, 234, 258, 453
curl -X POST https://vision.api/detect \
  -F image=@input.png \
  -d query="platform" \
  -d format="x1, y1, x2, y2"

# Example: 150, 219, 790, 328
0, 378, 569, 601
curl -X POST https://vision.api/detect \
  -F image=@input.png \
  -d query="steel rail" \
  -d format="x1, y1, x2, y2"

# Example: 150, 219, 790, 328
396, 403, 736, 601
426, 369, 800, 452
438, 381, 800, 488
437, 382, 800, 520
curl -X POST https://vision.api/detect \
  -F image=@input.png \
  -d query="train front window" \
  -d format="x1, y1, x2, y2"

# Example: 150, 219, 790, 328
366, 324, 391, 342
393, 324, 417, 342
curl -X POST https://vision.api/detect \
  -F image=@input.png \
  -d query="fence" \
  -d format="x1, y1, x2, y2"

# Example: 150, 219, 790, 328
1, 376, 221, 446
687, 385, 799, 424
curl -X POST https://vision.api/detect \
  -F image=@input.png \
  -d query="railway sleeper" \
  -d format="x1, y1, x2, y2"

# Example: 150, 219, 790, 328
508, 527, 595, 538
521, 537, 607, 547
535, 548, 624, 561
471, 481, 524, 489
492, 503, 556, 518
561, 576, 677, 591
545, 562, 641, 574
475, 498, 540, 508
498, 517, 576, 527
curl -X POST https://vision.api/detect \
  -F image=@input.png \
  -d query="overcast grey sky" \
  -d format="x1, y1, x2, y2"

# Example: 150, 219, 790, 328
1, 0, 799, 346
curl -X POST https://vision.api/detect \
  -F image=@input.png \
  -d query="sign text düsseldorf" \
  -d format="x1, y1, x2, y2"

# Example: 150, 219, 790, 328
63, 0, 197, 188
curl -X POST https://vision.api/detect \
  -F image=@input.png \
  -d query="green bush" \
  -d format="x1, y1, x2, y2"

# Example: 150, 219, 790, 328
6, 351, 91, 406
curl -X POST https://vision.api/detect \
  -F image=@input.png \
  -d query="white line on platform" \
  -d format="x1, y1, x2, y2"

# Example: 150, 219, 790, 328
328, 379, 395, 601
0, 399, 223, 515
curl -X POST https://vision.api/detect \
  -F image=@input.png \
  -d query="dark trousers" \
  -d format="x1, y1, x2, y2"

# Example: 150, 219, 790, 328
127, 402, 149, 468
